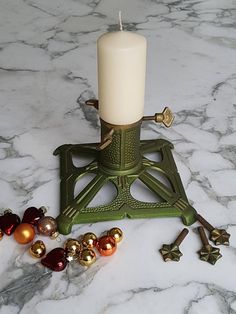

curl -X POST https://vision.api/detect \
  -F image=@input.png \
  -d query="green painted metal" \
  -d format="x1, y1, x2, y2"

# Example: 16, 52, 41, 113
54, 121, 196, 235
99, 119, 142, 174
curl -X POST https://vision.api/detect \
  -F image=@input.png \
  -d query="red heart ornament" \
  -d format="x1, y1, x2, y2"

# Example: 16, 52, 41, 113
41, 248, 68, 272
0, 212, 21, 235
22, 207, 45, 226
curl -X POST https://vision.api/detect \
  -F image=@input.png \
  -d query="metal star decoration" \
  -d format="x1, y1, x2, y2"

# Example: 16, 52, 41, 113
198, 244, 222, 265
196, 214, 230, 246
159, 244, 183, 262
210, 228, 230, 246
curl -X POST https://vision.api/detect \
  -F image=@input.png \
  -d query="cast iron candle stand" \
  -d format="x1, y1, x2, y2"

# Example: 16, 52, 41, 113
54, 101, 197, 235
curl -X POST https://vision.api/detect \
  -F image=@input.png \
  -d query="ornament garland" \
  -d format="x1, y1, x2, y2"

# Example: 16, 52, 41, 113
0, 207, 123, 272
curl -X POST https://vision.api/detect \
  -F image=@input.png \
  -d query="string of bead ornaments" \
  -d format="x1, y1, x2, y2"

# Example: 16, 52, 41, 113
0, 207, 123, 272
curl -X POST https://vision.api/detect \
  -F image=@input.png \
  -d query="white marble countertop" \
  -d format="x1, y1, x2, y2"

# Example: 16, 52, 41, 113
0, 0, 236, 313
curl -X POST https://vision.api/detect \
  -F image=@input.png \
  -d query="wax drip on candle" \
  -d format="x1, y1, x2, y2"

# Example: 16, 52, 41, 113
119, 11, 123, 31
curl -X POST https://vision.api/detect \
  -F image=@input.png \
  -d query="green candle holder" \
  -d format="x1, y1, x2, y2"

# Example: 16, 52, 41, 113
54, 102, 196, 235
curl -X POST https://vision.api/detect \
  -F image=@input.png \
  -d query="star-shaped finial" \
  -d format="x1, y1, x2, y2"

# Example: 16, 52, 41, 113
196, 214, 230, 246
159, 244, 183, 262
198, 244, 222, 265
210, 228, 230, 246
160, 229, 189, 262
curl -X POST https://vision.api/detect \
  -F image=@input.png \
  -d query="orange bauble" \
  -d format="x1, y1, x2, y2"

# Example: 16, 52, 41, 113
96, 236, 117, 256
14, 223, 35, 244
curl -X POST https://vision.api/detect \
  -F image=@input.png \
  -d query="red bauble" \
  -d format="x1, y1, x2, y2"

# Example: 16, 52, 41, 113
41, 248, 68, 272
0, 212, 21, 235
96, 236, 117, 256
22, 207, 45, 226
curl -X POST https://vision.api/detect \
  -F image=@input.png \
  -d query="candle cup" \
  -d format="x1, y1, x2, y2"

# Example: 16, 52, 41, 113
98, 119, 142, 175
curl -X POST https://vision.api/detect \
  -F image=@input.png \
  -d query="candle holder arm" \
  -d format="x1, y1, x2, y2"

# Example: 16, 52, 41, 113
96, 128, 114, 151
143, 107, 174, 128
85, 99, 99, 110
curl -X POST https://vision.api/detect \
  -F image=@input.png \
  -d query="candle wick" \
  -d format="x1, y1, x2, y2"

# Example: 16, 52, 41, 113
118, 11, 123, 31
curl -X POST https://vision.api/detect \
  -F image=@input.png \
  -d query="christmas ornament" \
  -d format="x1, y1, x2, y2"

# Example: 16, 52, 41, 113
96, 236, 117, 256
0, 210, 21, 236
198, 226, 222, 265
197, 214, 230, 246
82, 232, 97, 249
41, 247, 68, 271
29, 240, 46, 258
64, 238, 82, 261
14, 223, 35, 244
107, 227, 123, 243
159, 228, 189, 262
78, 249, 96, 266
50, 231, 59, 239
37, 216, 58, 238
22, 207, 45, 226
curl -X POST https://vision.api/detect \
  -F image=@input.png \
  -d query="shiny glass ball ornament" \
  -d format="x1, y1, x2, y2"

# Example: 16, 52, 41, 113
96, 236, 117, 256
0, 211, 21, 236
64, 238, 82, 260
107, 227, 123, 243
14, 223, 35, 244
78, 249, 96, 267
37, 216, 57, 237
29, 240, 46, 258
22, 207, 45, 226
82, 232, 97, 249
41, 248, 68, 271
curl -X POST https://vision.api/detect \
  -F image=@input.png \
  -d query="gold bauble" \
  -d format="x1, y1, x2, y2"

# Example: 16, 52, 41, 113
14, 223, 35, 244
64, 238, 82, 260
82, 232, 97, 249
107, 227, 123, 243
29, 240, 46, 258
79, 249, 96, 266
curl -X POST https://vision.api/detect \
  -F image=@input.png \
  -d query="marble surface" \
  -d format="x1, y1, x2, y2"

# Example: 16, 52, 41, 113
0, 0, 236, 313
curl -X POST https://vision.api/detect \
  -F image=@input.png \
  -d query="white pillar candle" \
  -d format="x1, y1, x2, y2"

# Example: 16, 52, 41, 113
97, 30, 147, 125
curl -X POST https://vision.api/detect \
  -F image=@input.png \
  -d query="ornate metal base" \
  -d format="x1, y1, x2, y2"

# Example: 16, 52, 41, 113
54, 138, 196, 235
